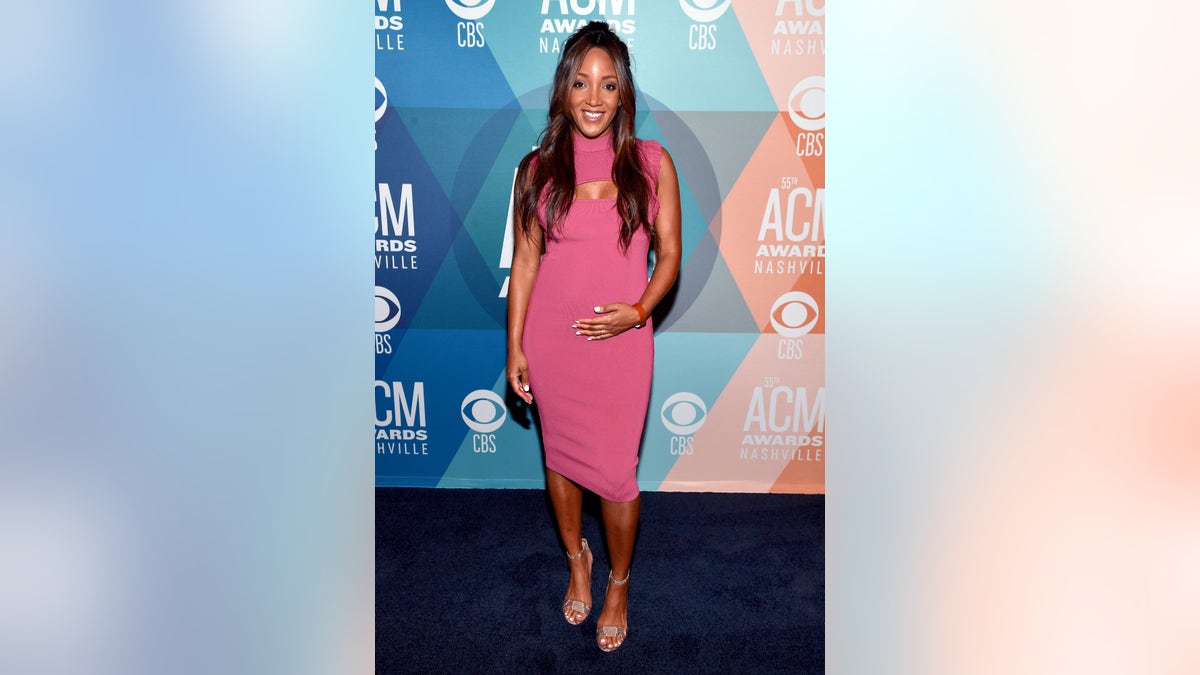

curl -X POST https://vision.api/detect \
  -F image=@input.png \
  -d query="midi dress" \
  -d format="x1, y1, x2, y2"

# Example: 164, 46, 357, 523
523, 131, 662, 502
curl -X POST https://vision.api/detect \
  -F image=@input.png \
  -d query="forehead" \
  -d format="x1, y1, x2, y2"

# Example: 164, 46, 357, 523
575, 47, 617, 76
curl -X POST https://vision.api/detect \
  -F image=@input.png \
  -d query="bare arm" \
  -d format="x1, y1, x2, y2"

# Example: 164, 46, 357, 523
506, 184, 543, 404
573, 148, 682, 338
638, 148, 683, 318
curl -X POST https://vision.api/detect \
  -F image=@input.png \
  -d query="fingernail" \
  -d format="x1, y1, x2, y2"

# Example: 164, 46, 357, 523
575, 331, 581, 335
594, 306, 602, 312
523, 385, 530, 392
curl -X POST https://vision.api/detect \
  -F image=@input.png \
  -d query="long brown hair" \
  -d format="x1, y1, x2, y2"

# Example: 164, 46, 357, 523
515, 21, 653, 252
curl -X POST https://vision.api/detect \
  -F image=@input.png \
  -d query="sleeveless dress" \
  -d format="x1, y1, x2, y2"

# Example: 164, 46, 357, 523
523, 132, 662, 502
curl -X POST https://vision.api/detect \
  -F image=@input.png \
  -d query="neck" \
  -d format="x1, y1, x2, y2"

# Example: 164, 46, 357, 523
573, 130, 613, 152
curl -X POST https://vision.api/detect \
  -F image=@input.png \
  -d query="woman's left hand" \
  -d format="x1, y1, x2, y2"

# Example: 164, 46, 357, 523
572, 303, 643, 341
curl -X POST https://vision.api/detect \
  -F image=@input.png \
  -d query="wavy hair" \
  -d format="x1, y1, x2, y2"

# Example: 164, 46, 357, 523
514, 21, 653, 252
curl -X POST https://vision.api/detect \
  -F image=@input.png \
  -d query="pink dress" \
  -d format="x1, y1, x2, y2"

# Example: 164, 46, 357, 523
523, 132, 662, 502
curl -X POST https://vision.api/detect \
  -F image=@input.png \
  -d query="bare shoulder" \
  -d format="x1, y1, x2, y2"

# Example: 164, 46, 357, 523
655, 146, 678, 188
657, 146, 676, 174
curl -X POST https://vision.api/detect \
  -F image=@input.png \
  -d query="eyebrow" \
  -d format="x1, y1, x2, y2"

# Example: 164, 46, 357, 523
574, 73, 619, 80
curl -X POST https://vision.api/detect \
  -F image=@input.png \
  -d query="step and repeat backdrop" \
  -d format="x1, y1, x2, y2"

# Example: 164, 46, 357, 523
375, 0, 825, 493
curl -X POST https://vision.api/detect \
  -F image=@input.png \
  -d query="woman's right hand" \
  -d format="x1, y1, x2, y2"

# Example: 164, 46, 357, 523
507, 349, 533, 404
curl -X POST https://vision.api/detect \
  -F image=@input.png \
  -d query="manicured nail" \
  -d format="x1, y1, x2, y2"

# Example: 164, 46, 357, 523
594, 306, 602, 312
575, 331, 582, 335
523, 385, 530, 392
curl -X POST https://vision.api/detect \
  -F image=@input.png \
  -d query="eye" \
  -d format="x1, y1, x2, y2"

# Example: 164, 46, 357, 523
788, 75, 826, 131
374, 77, 387, 123
572, 81, 585, 88
660, 392, 708, 435
461, 389, 507, 433
375, 285, 401, 332
769, 291, 819, 337
603, 83, 617, 91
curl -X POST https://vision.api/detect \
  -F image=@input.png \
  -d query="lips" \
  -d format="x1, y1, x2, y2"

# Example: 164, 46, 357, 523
574, 107, 613, 138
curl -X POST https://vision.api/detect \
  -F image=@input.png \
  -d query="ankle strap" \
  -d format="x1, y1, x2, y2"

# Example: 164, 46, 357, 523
609, 570, 630, 585
566, 538, 588, 560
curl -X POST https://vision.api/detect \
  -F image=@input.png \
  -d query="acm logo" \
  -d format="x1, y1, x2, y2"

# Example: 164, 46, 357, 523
376, 0, 406, 50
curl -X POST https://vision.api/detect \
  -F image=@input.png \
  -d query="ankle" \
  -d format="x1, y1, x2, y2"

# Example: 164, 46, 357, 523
565, 538, 589, 560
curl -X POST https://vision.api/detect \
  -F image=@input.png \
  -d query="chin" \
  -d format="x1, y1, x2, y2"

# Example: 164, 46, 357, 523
575, 119, 614, 138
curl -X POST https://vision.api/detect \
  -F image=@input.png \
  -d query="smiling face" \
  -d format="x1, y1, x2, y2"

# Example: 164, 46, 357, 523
567, 47, 620, 139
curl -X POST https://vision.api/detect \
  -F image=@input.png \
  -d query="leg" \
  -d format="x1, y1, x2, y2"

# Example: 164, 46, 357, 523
546, 468, 592, 624
597, 494, 640, 650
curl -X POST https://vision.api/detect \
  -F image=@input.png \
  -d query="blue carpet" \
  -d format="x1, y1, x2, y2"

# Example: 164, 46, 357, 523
377, 487, 824, 673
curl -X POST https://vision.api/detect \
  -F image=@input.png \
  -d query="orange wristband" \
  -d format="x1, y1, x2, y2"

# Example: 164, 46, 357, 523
633, 302, 647, 328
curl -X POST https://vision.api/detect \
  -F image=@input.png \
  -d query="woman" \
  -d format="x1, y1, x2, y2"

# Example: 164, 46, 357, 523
506, 21, 681, 653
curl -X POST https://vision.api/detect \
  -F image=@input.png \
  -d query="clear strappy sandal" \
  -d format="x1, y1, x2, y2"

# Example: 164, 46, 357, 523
596, 570, 629, 652
562, 538, 592, 625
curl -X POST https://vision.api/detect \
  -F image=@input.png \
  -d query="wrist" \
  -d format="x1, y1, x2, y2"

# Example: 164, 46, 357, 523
632, 302, 647, 328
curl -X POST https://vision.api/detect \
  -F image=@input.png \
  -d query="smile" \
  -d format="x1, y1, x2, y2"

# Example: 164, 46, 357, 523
582, 110, 604, 120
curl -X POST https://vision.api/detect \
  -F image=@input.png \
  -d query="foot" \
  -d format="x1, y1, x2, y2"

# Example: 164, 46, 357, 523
562, 539, 592, 625
596, 571, 629, 652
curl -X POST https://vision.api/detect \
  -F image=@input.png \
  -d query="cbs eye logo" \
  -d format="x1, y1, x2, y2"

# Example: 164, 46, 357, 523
660, 392, 708, 435
375, 286, 401, 332
679, 0, 732, 22
787, 76, 825, 132
375, 78, 388, 150
769, 291, 819, 337
375, 77, 388, 124
445, 0, 495, 20
461, 389, 506, 433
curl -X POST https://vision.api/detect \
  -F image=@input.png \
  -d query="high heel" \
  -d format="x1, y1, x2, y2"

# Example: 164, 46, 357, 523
596, 571, 629, 652
562, 538, 592, 625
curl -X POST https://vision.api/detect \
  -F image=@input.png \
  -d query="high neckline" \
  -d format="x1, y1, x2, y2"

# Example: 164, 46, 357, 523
573, 130, 613, 153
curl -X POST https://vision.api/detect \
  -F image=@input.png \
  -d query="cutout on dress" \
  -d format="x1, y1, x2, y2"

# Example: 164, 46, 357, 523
574, 180, 618, 200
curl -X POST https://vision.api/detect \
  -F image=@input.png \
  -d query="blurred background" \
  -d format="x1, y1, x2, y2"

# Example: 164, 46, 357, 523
0, 1, 1195, 673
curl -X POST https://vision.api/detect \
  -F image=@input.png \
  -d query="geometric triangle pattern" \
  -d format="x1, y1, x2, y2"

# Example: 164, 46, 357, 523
376, 0, 825, 493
